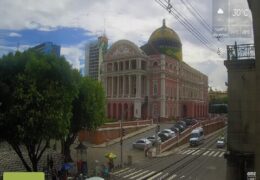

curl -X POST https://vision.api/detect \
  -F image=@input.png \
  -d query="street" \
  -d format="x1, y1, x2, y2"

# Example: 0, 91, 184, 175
111, 130, 226, 180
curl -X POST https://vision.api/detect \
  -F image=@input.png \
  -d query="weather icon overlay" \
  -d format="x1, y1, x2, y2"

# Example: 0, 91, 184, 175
212, 0, 252, 38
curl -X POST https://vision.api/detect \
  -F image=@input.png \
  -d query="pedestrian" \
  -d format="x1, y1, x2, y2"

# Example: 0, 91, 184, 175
144, 145, 148, 157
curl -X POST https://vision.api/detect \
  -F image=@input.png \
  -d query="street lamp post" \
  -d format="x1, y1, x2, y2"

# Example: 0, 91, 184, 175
155, 113, 160, 155
75, 142, 88, 175
120, 118, 123, 168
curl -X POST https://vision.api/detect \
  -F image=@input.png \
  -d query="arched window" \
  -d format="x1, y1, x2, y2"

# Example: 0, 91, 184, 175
153, 61, 158, 67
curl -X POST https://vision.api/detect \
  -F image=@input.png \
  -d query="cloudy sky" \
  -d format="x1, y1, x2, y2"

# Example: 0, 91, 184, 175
0, 0, 253, 90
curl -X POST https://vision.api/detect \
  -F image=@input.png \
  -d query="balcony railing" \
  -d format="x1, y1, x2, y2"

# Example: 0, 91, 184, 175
227, 43, 255, 60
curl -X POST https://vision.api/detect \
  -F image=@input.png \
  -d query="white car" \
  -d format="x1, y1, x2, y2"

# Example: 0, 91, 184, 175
133, 138, 152, 150
217, 137, 225, 148
160, 129, 176, 138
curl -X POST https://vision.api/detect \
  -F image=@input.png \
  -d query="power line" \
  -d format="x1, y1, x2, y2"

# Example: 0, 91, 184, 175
155, 0, 226, 58
156, 0, 217, 52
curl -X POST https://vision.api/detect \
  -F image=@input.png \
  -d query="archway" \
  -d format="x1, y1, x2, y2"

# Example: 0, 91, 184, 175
182, 104, 187, 117
113, 103, 117, 119
124, 103, 128, 120
118, 103, 122, 120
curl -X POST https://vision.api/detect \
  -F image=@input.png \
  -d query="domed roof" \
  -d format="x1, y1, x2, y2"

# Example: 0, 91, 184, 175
141, 19, 182, 61
149, 20, 181, 45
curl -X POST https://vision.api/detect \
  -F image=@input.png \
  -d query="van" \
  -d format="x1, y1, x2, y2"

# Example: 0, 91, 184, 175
189, 127, 204, 146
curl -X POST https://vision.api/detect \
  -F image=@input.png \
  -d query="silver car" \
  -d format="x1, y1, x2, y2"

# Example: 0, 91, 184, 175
133, 138, 152, 150
147, 136, 162, 145
160, 129, 176, 138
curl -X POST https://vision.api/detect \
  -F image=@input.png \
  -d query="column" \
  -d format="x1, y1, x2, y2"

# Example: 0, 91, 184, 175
160, 73, 166, 118
111, 76, 114, 97
117, 76, 119, 97
129, 75, 131, 98
122, 75, 125, 97
147, 77, 150, 118
137, 74, 141, 98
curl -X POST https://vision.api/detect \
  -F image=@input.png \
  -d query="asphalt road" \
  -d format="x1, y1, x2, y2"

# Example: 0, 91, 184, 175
111, 129, 226, 180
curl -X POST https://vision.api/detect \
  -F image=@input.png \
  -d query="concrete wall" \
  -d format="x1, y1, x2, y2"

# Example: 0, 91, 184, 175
224, 60, 256, 153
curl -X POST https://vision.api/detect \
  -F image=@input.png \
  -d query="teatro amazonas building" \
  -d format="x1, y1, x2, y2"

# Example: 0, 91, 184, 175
101, 20, 208, 121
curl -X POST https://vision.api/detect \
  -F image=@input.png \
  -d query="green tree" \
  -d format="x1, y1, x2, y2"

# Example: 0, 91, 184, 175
0, 51, 78, 171
62, 77, 106, 162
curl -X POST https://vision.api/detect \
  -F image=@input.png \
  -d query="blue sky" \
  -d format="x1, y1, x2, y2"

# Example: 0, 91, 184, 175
0, 0, 253, 90
1, 28, 93, 47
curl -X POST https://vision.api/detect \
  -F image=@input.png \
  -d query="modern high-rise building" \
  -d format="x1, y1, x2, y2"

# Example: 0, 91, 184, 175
31, 42, 61, 57
85, 36, 108, 80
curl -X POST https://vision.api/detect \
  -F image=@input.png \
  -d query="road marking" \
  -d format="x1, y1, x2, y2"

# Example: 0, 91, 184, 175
166, 174, 177, 180
187, 150, 196, 155
192, 150, 201, 155
123, 169, 143, 178
147, 172, 163, 180
112, 167, 130, 175
208, 151, 215, 156
130, 170, 149, 179
213, 151, 220, 157
203, 151, 210, 156
159, 173, 169, 179
219, 152, 225, 157
115, 168, 135, 176
136, 171, 155, 180
182, 149, 192, 154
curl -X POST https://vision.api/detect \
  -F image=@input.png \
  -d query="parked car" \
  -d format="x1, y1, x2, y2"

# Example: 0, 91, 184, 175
133, 138, 152, 150
160, 129, 176, 138
177, 120, 187, 128
170, 126, 180, 134
217, 137, 225, 148
147, 136, 162, 145
158, 132, 171, 142
183, 118, 193, 126
174, 124, 185, 132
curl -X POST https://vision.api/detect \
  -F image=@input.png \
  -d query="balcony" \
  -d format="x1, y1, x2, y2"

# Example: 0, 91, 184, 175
227, 43, 255, 61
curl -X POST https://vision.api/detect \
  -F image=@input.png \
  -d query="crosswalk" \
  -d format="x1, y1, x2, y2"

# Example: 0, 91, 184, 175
111, 149, 226, 179
178, 148, 225, 158
111, 167, 173, 180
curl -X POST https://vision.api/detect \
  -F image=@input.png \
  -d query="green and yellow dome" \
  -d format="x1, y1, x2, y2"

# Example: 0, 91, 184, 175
141, 19, 182, 61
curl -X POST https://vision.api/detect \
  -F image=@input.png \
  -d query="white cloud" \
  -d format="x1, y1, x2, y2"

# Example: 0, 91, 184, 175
0, 0, 254, 89
61, 43, 86, 69
8, 32, 22, 37
189, 60, 227, 91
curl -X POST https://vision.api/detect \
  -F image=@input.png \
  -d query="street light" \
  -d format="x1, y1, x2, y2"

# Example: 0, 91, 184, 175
75, 142, 88, 175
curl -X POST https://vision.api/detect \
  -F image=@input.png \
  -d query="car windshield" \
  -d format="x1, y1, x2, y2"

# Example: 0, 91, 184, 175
190, 133, 199, 138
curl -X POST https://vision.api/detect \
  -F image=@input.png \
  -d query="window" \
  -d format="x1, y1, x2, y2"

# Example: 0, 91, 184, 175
125, 61, 129, 70
131, 60, 137, 69
119, 62, 123, 71
153, 80, 158, 96
114, 62, 118, 71
153, 61, 158, 67
141, 61, 146, 70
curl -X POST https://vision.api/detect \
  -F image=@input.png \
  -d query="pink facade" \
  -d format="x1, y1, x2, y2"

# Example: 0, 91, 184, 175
101, 22, 208, 121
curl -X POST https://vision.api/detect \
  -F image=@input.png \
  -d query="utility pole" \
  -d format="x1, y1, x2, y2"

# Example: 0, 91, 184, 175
155, 113, 160, 154
120, 111, 125, 167
120, 121, 123, 167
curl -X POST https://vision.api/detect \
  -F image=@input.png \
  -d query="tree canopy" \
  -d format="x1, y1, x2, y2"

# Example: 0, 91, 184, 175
62, 76, 106, 162
0, 51, 78, 171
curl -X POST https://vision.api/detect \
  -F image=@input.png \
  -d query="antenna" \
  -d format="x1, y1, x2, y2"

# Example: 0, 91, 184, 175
103, 18, 106, 36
